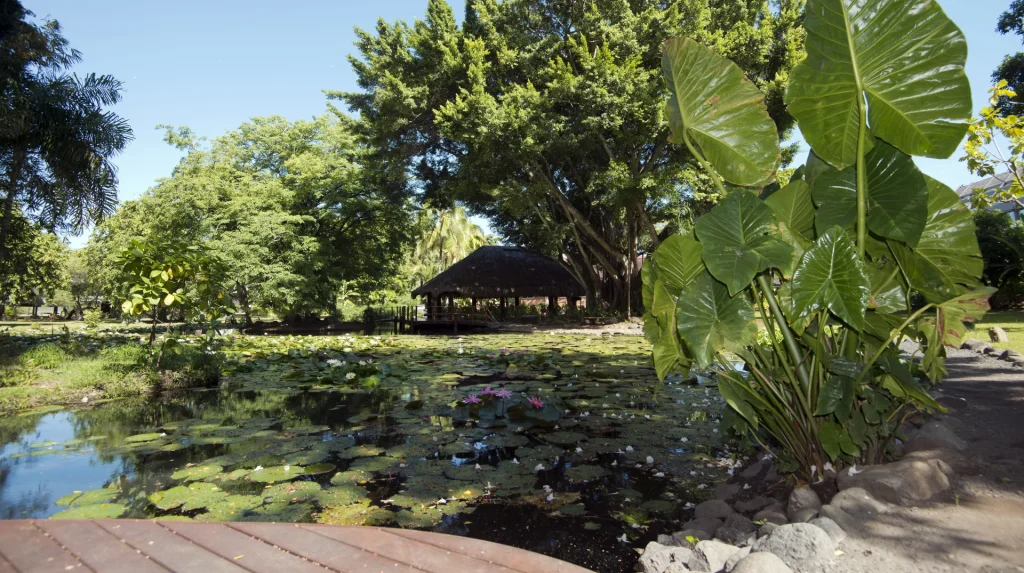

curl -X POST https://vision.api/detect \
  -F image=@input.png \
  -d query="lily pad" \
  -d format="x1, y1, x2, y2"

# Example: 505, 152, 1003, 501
245, 465, 306, 483
149, 483, 228, 511
51, 503, 127, 519
124, 432, 165, 443
55, 485, 120, 507
171, 464, 223, 482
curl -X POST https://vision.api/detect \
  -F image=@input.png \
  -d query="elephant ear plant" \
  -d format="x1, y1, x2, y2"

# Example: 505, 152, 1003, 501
644, 0, 994, 479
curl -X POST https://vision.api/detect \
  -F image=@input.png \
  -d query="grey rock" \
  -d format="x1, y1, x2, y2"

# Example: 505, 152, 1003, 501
683, 517, 725, 537
999, 348, 1023, 361
730, 552, 794, 573
982, 344, 998, 355
733, 496, 775, 513
658, 534, 681, 546
786, 486, 822, 522
695, 499, 734, 520
664, 564, 694, 573
829, 487, 890, 517
753, 508, 788, 525
837, 459, 952, 505
759, 522, 779, 537
989, 326, 1009, 343
715, 513, 756, 544
692, 540, 742, 573
674, 529, 712, 544
640, 541, 696, 573
723, 547, 751, 572
960, 338, 985, 350
905, 421, 968, 452
741, 459, 771, 478
819, 504, 859, 533
714, 483, 741, 502
789, 508, 819, 523
751, 523, 835, 569
808, 516, 847, 544
903, 448, 969, 473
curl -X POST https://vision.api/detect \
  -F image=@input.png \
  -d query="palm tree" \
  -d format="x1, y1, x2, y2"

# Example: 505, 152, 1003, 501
412, 206, 490, 284
0, 2, 132, 262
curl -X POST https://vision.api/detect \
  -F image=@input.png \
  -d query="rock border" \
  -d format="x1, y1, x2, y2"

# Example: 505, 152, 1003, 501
960, 337, 1024, 367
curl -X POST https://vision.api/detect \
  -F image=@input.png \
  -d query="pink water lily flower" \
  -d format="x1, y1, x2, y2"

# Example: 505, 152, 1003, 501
464, 394, 482, 405
494, 388, 513, 399
480, 386, 496, 396
527, 396, 545, 409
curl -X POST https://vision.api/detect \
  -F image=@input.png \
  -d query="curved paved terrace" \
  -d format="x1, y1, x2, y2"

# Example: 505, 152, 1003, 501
0, 520, 593, 573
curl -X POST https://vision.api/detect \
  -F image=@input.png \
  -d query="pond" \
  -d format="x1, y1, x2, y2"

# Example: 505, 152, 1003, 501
0, 333, 738, 572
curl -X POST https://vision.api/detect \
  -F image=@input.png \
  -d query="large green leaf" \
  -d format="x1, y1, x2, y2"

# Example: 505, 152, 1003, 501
649, 234, 704, 295
718, 374, 760, 430
695, 191, 793, 295
765, 179, 815, 240
675, 272, 756, 368
651, 279, 691, 380
786, 0, 971, 168
914, 176, 984, 288
812, 142, 928, 246
819, 421, 858, 460
928, 287, 996, 349
791, 226, 871, 330
663, 37, 780, 186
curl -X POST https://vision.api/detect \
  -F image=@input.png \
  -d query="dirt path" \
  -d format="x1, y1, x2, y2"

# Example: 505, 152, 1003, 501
824, 347, 1024, 573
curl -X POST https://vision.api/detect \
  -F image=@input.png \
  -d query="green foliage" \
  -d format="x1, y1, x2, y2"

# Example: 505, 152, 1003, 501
83, 309, 102, 329
19, 343, 66, 369
645, 0, 989, 478
961, 81, 1024, 212
973, 210, 1024, 309
339, 0, 806, 312
0, 210, 69, 311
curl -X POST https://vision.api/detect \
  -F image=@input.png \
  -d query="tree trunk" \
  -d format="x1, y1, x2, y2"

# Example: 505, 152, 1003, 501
0, 148, 25, 264
237, 283, 253, 327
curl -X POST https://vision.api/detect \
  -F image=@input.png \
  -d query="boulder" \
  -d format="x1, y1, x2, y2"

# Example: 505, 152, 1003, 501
714, 483, 741, 502
751, 523, 835, 569
903, 448, 970, 473
658, 534, 681, 546
741, 459, 771, 479
715, 513, 756, 544
733, 496, 775, 513
729, 552, 794, 573
723, 547, 751, 572
640, 541, 695, 573
683, 517, 725, 538
759, 522, 779, 537
999, 349, 1023, 361
818, 504, 859, 533
989, 326, 1009, 343
695, 499, 734, 520
837, 459, 952, 505
808, 516, 846, 544
786, 486, 822, 522
982, 344, 998, 355
664, 564, 693, 573
692, 540, 742, 573
904, 421, 968, 453
960, 338, 985, 351
753, 508, 788, 525
673, 529, 712, 544
829, 487, 890, 517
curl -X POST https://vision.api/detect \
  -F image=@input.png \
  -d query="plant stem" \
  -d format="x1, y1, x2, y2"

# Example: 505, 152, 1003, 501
856, 98, 869, 259
756, 275, 811, 391
855, 303, 934, 384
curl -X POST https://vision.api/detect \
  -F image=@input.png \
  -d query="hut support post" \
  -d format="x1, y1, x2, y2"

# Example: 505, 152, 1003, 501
568, 297, 578, 315
548, 296, 557, 317
426, 294, 433, 320
500, 297, 507, 321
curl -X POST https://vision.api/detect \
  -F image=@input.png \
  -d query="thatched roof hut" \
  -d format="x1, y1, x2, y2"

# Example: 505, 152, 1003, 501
412, 246, 585, 299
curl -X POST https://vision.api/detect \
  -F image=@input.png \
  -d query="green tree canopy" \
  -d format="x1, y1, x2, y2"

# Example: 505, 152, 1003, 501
993, 0, 1024, 114
89, 113, 411, 323
335, 0, 805, 314
0, 0, 132, 262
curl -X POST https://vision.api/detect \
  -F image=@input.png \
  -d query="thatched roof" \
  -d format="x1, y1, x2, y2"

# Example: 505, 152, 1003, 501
412, 246, 585, 298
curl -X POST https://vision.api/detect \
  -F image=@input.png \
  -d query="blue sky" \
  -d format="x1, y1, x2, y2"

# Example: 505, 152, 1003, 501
22, 0, 1023, 247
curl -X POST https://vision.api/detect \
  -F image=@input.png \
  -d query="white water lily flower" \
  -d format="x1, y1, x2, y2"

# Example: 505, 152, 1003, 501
254, 465, 263, 471
284, 465, 290, 472
437, 498, 447, 505
576, 447, 583, 454
535, 463, 546, 471
625, 445, 634, 452
611, 460, 618, 467
345, 372, 356, 380
823, 462, 834, 472
848, 465, 862, 475
475, 463, 482, 471
653, 472, 665, 478
646, 456, 654, 464
690, 471, 698, 476
743, 483, 751, 490
680, 437, 688, 443
644, 415, 651, 420
617, 534, 628, 542
697, 484, 707, 490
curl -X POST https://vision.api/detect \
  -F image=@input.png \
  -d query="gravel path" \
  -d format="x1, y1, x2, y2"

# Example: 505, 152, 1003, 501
822, 345, 1024, 573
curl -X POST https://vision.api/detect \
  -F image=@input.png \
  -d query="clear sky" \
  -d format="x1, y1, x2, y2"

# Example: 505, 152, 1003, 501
22, 0, 1023, 247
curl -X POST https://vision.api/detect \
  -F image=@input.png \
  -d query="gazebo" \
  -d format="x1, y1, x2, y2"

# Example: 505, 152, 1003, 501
412, 246, 585, 321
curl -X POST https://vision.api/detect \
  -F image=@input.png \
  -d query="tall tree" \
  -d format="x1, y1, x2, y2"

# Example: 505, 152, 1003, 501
336, 0, 805, 314
409, 206, 490, 285
89, 114, 411, 323
0, 0, 132, 263
993, 0, 1024, 114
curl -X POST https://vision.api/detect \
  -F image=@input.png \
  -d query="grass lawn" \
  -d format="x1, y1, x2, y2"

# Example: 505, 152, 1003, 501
971, 311, 1024, 354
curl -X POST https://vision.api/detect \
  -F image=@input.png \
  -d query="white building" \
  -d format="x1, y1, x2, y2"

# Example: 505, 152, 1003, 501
955, 172, 1023, 221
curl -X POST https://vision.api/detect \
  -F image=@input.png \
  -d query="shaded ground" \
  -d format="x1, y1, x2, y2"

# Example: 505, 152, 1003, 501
824, 346, 1024, 573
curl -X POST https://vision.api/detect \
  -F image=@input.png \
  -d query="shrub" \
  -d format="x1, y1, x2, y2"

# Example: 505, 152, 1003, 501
83, 309, 103, 329
645, 0, 987, 478
19, 344, 67, 369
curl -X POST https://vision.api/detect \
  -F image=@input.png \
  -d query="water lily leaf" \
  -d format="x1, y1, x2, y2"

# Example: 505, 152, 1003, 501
663, 37, 780, 186
791, 227, 871, 330
55, 485, 120, 507
51, 503, 127, 520
696, 191, 793, 295
149, 483, 228, 511
564, 464, 610, 483
786, 0, 970, 168
641, 500, 675, 514
263, 481, 323, 503
171, 464, 223, 482
675, 272, 756, 368
124, 432, 165, 443
245, 465, 306, 483
560, 503, 586, 516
